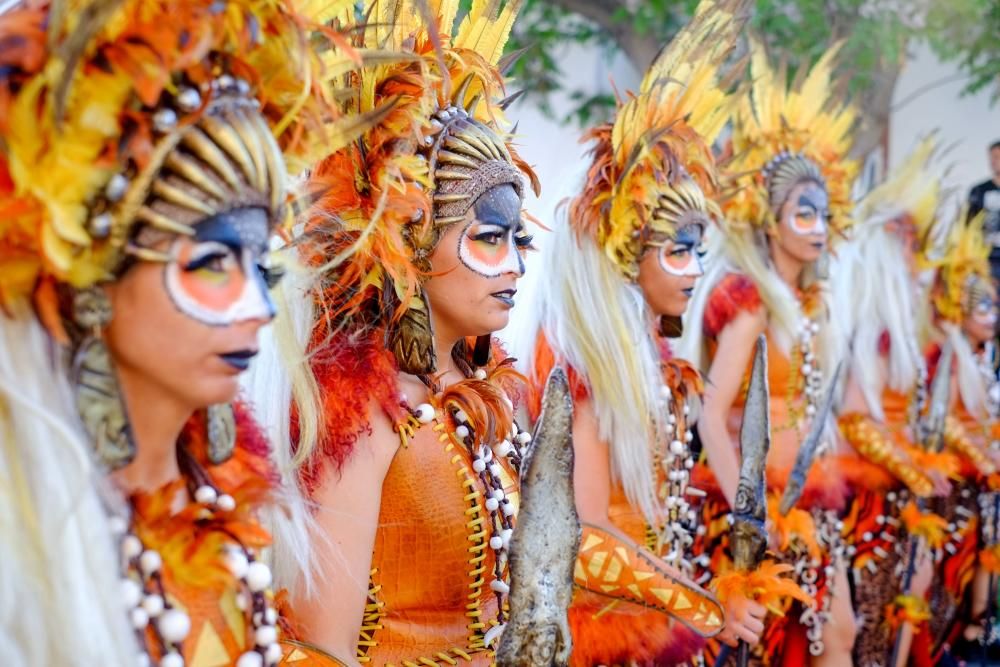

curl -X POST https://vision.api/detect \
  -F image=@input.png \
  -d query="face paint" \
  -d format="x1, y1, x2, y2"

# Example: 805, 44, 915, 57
654, 223, 705, 277
972, 295, 998, 326
456, 185, 530, 278
163, 208, 277, 326
782, 182, 829, 236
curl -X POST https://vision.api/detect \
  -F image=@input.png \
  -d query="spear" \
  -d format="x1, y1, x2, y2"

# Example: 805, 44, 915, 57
777, 362, 843, 516
888, 341, 953, 667
721, 336, 772, 667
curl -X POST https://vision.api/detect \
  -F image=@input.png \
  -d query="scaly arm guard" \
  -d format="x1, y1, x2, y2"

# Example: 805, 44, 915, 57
839, 413, 934, 497
574, 523, 724, 637
944, 415, 996, 477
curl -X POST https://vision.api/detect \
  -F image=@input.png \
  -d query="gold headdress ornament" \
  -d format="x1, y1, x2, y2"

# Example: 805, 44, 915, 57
305, 0, 538, 374
569, 0, 749, 279
855, 136, 944, 256
0, 0, 370, 311
934, 213, 994, 324
723, 42, 858, 238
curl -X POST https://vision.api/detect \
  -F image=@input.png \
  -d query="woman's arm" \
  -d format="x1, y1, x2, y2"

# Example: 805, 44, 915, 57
291, 403, 399, 664
699, 309, 767, 509
572, 396, 766, 647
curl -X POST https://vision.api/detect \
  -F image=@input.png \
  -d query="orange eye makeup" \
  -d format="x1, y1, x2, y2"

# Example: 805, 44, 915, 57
784, 183, 829, 237
457, 221, 529, 278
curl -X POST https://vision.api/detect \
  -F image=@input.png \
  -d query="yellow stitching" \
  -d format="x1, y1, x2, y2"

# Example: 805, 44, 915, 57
418, 659, 440, 666
435, 652, 458, 665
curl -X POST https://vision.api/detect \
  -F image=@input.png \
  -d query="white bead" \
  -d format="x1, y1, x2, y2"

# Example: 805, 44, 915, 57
660, 385, 672, 398
122, 578, 143, 608
236, 652, 264, 667
415, 404, 435, 424
265, 643, 282, 665
217, 494, 236, 512
195, 485, 218, 505
122, 535, 143, 560
139, 550, 162, 576
455, 425, 470, 439
153, 108, 178, 132
255, 624, 278, 647
501, 502, 515, 517
515, 432, 531, 445
667, 414, 677, 425
454, 409, 469, 424
176, 88, 202, 112
159, 652, 184, 667
472, 457, 487, 473
264, 607, 278, 625
474, 369, 488, 380
141, 594, 164, 618
485, 497, 499, 512
490, 536, 504, 550
501, 528, 513, 547
130, 607, 149, 629
682, 404, 690, 415
108, 515, 128, 536
810, 321, 820, 333
685, 458, 694, 469
495, 440, 513, 457
492, 488, 505, 501
490, 579, 510, 594
482, 446, 494, 462
226, 549, 250, 579
685, 430, 694, 443
235, 592, 250, 611
488, 463, 502, 477
801, 364, 812, 376
246, 561, 273, 592
670, 440, 685, 456
158, 608, 191, 643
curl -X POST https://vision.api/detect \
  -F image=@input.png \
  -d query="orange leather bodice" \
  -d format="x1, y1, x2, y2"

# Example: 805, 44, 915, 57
361, 423, 520, 666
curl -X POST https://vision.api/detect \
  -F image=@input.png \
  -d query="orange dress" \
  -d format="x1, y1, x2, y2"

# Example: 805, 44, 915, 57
692, 273, 847, 665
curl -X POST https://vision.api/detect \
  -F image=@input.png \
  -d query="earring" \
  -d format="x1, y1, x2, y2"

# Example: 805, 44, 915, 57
383, 280, 437, 375
206, 403, 236, 464
71, 287, 136, 469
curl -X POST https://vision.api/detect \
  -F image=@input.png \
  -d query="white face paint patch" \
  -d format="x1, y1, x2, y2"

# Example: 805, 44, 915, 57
457, 220, 527, 278
162, 209, 276, 327
651, 223, 705, 278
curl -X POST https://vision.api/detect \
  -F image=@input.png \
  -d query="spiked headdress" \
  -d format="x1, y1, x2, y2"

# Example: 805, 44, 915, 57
568, 0, 748, 280
0, 0, 365, 313
934, 214, 994, 324
304, 0, 538, 374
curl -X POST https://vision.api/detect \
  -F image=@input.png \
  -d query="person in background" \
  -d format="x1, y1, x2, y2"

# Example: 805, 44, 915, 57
968, 140, 1000, 287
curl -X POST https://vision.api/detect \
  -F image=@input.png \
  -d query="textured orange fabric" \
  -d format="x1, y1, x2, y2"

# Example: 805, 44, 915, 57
360, 420, 519, 666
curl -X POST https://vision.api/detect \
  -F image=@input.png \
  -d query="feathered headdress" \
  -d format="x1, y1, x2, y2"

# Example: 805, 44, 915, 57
568, 0, 748, 279
934, 214, 994, 323
855, 136, 944, 257
304, 0, 539, 374
723, 42, 858, 237
0, 0, 367, 313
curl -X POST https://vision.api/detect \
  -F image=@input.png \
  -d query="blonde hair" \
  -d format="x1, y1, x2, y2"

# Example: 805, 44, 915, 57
0, 304, 136, 666
830, 213, 925, 419
518, 208, 669, 526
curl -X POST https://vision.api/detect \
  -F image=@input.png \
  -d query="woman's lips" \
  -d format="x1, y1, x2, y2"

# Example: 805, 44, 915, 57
219, 349, 258, 372
491, 288, 517, 308
681, 287, 694, 298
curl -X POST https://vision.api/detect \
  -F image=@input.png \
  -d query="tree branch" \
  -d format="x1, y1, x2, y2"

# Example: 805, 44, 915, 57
547, 0, 663, 70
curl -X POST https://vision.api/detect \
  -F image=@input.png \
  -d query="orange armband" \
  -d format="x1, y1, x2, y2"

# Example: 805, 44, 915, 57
839, 413, 934, 497
575, 523, 723, 637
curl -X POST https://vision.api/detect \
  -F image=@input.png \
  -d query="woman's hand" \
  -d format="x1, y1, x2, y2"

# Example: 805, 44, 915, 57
910, 541, 934, 599
717, 592, 767, 647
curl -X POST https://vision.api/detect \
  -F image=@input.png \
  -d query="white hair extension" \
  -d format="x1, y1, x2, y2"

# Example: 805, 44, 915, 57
830, 213, 924, 419
518, 209, 668, 526
0, 305, 136, 666
942, 322, 988, 420
241, 254, 323, 598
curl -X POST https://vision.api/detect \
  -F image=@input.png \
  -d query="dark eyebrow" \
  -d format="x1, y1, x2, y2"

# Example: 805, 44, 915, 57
796, 195, 818, 212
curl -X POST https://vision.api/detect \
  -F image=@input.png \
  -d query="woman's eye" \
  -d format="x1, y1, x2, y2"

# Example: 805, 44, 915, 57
696, 246, 707, 259
185, 251, 232, 273
258, 263, 285, 289
796, 209, 816, 220
514, 233, 535, 250
670, 246, 692, 258
473, 231, 504, 246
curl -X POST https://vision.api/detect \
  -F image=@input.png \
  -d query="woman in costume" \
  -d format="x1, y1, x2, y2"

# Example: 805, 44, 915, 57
0, 2, 357, 665
518, 2, 773, 664
830, 138, 951, 667
922, 218, 1000, 663
260, 2, 542, 664
678, 44, 858, 665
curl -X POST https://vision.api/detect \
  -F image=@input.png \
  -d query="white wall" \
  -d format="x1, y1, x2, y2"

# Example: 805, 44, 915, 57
889, 41, 998, 216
